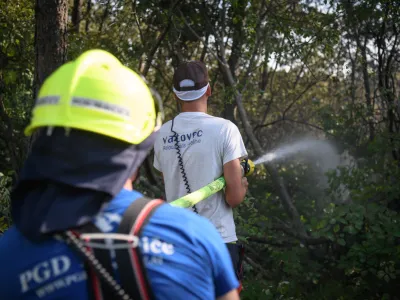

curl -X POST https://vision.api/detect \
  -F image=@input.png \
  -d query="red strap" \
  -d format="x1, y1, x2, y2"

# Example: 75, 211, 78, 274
128, 199, 164, 300
87, 248, 103, 300
70, 230, 104, 300
132, 199, 164, 235
72, 198, 164, 300
115, 198, 164, 300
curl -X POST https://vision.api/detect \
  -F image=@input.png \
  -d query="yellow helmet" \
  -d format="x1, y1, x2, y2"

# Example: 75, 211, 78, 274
25, 49, 162, 144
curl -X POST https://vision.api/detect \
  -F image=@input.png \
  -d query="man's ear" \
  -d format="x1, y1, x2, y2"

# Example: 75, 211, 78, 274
173, 94, 181, 111
206, 84, 212, 96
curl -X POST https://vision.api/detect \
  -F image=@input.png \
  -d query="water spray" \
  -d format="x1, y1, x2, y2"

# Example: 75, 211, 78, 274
253, 138, 337, 166
170, 138, 338, 208
254, 153, 277, 165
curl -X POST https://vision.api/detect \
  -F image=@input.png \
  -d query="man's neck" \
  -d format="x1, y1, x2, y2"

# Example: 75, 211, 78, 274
123, 180, 133, 191
181, 100, 207, 113
181, 107, 207, 113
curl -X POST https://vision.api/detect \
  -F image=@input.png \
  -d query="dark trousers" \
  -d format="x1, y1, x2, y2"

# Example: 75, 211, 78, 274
225, 243, 244, 281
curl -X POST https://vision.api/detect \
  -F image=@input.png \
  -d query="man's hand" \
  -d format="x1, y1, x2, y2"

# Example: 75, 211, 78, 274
224, 158, 248, 208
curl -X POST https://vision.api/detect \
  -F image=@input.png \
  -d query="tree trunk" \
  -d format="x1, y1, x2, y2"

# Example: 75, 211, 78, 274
72, 0, 83, 33
31, 0, 68, 147
357, 36, 375, 141
219, 1, 246, 124
34, 0, 68, 96
85, 0, 92, 33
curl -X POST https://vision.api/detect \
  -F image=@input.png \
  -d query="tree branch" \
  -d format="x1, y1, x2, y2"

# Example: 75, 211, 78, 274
239, 3, 268, 91
141, 0, 181, 77
282, 77, 328, 118
177, 8, 228, 67
245, 236, 297, 248
244, 256, 272, 280
131, 0, 144, 46
272, 217, 327, 246
254, 117, 334, 136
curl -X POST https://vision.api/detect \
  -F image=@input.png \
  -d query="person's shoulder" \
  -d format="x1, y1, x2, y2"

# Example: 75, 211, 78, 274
94, 189, 144, 232
203, 115, 236, 130
206, 115, 228, 123
159, 120, 173, 132
212, 117, 240, 135
116, 188, 143, 200
107, 188, 144, 211
154, 120, 173, 147
0, 226, 36, 266
208, 115, 235, 126
0, 225, 19, 248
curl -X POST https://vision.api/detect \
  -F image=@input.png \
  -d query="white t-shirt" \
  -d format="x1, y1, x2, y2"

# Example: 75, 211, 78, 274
153, 112, 248, 243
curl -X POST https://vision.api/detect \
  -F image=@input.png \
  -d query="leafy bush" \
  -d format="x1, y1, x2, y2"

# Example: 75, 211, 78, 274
0, 173, 12, 235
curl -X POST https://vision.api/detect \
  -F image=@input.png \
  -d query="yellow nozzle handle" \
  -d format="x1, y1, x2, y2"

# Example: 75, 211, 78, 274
240, 158, 255, 177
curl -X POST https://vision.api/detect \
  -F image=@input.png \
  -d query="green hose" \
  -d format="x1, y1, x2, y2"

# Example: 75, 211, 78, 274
169, 176, 226, 208
169, 158, 255, 208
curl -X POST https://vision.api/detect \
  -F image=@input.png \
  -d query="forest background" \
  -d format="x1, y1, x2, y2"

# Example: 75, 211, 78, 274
1, 0, 400, 299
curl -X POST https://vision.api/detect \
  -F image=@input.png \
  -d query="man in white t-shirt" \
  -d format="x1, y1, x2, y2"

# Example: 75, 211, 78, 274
153, 60, 249, 292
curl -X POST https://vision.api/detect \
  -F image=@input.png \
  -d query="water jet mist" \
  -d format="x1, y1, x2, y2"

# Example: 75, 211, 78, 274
253, 138, 338, 167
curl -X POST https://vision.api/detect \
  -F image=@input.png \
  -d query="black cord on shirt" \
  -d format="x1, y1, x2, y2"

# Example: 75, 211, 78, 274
170, 118, 198, 214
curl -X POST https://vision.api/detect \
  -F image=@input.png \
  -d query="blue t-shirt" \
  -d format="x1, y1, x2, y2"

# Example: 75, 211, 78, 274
0, 189, 238, 299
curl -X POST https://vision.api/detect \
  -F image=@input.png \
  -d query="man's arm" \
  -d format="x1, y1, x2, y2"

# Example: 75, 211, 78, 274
217, 289, 240, 300
221, 121, 249, 208
224, 159, 248, 208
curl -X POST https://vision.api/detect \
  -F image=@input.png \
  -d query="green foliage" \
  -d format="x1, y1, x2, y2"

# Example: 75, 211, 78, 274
239, 172, 400, 299
0, 0, 34, 176
0, 174, 12, 234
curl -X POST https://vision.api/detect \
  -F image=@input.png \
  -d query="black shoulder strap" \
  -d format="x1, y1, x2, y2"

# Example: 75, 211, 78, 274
77, 222, 116, 300
115, 197, 164, 300
75, 197, 163, 300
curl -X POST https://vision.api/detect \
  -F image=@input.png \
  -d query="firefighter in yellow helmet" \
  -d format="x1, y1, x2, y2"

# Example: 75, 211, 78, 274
0, 50, 241, 300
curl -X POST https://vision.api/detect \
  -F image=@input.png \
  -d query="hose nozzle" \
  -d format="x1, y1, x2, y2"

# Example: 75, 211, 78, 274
240, 158, 255, 177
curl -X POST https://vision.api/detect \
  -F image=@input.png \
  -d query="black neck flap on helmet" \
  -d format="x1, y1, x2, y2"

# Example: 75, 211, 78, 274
11, 127, 158, 242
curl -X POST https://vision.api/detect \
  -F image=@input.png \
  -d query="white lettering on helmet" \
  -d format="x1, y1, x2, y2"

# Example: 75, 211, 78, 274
19, 255, 71, 293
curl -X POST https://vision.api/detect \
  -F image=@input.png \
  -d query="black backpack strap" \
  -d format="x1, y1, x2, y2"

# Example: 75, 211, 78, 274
68, 197, 163, 300
75, 223, 116, 300
115, 197, 164, 300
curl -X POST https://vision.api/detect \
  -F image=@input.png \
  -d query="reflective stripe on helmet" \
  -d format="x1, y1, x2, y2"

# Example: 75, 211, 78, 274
71, 97, 131, 118
36, 96, 60, 106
